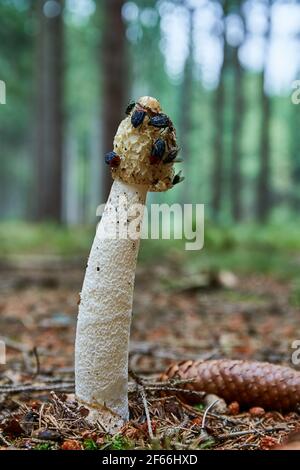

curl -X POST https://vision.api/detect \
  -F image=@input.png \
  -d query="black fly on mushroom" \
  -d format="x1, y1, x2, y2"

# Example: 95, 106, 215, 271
105, 151, 121, 168
105, 98, 184, 188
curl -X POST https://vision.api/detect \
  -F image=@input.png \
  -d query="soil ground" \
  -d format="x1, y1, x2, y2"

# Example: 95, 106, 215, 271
0, 257, 300, 450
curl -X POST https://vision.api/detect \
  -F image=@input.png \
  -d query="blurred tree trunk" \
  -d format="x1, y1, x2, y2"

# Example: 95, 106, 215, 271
101, 0, 127, 202
179, 7, 194, 174
211, 3, 230, 219
290, 94, 300, 210
256, 0, 271, 222
230, 16, 245, 221
63, 132, 80, 225
35, 0, 64, 222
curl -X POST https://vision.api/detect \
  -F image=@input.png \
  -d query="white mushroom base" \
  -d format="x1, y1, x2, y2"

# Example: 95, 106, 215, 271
75, 179, 147, 429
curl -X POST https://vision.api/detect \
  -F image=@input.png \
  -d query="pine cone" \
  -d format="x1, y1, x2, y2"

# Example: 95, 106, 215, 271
161, 359, 300, 410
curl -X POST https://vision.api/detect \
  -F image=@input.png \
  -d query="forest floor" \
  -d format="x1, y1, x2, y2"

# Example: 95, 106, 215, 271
0, 246, 300, 451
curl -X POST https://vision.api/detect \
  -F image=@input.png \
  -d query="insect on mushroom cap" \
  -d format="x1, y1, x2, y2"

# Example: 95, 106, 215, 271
111, 96, 179, 192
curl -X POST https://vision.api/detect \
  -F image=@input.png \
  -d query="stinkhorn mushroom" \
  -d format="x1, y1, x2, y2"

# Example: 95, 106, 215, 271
75, 96, 182, 428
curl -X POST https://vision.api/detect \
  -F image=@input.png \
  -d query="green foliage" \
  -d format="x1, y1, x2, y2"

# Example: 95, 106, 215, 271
83, 438, 98, 450
199, 438, 215, 449
2, 221, 300, 282
108, 435, 133, 450
0, 1, 34, 218
0, 222, 93, 256
141, 222, 300, 280
194, 403, 205, 411
34, 442, 53, 450
202, 222, 300, 253
1, 0, 298, 223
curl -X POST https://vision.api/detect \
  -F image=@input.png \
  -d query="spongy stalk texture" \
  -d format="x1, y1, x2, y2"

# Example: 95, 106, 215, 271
75, 180, 147, 420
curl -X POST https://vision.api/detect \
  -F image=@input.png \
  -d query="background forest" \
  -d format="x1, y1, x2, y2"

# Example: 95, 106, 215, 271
1, 0, 300, 225
1, 0, 300, 283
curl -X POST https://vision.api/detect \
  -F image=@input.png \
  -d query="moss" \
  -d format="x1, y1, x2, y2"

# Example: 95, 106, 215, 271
108, 435, 133, 450
83, 438, 98, 450
194, 403, 205, 411
34, 442, 54, 450
199, 438, 215, 449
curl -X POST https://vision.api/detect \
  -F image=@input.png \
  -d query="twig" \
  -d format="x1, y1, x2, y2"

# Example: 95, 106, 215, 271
129, 369, 154, 439
39, 402, 46, 430
208, 411, 246, 426
0, 432, 11, 447
178, 400, 246, 426
34, 376, 74, 384
201, 399, 220, 431
32, 347, 41, 377
0, 383, 74, 394
144, 385, 205, 399
239, 443, 260, 449
129, 369, 196, 388
217, 426, 289, 441
145, 378, 196, 387
29, 437, 58, 445
50, 391, 77, 418
139, 386, 154, 440
129, 368, 165, 375
0, 336, 56, 357
0, 336, 30, 353
129, 372, 196, 388
148, 395, 177, 402
50, 391, 81, 421
128, 368, 144, 386
129, 343, 197, 361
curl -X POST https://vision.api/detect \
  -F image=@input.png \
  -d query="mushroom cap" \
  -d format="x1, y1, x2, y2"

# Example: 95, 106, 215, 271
111, 96, 178, 192
137, 96, 161, 114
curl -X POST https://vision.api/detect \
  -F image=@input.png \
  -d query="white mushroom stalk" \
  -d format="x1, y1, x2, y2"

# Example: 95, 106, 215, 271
75, 96, 182, 429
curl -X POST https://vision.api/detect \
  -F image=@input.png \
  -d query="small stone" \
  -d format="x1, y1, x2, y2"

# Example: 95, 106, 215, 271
37, 429, 61, 441
203, 394, 227, 414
